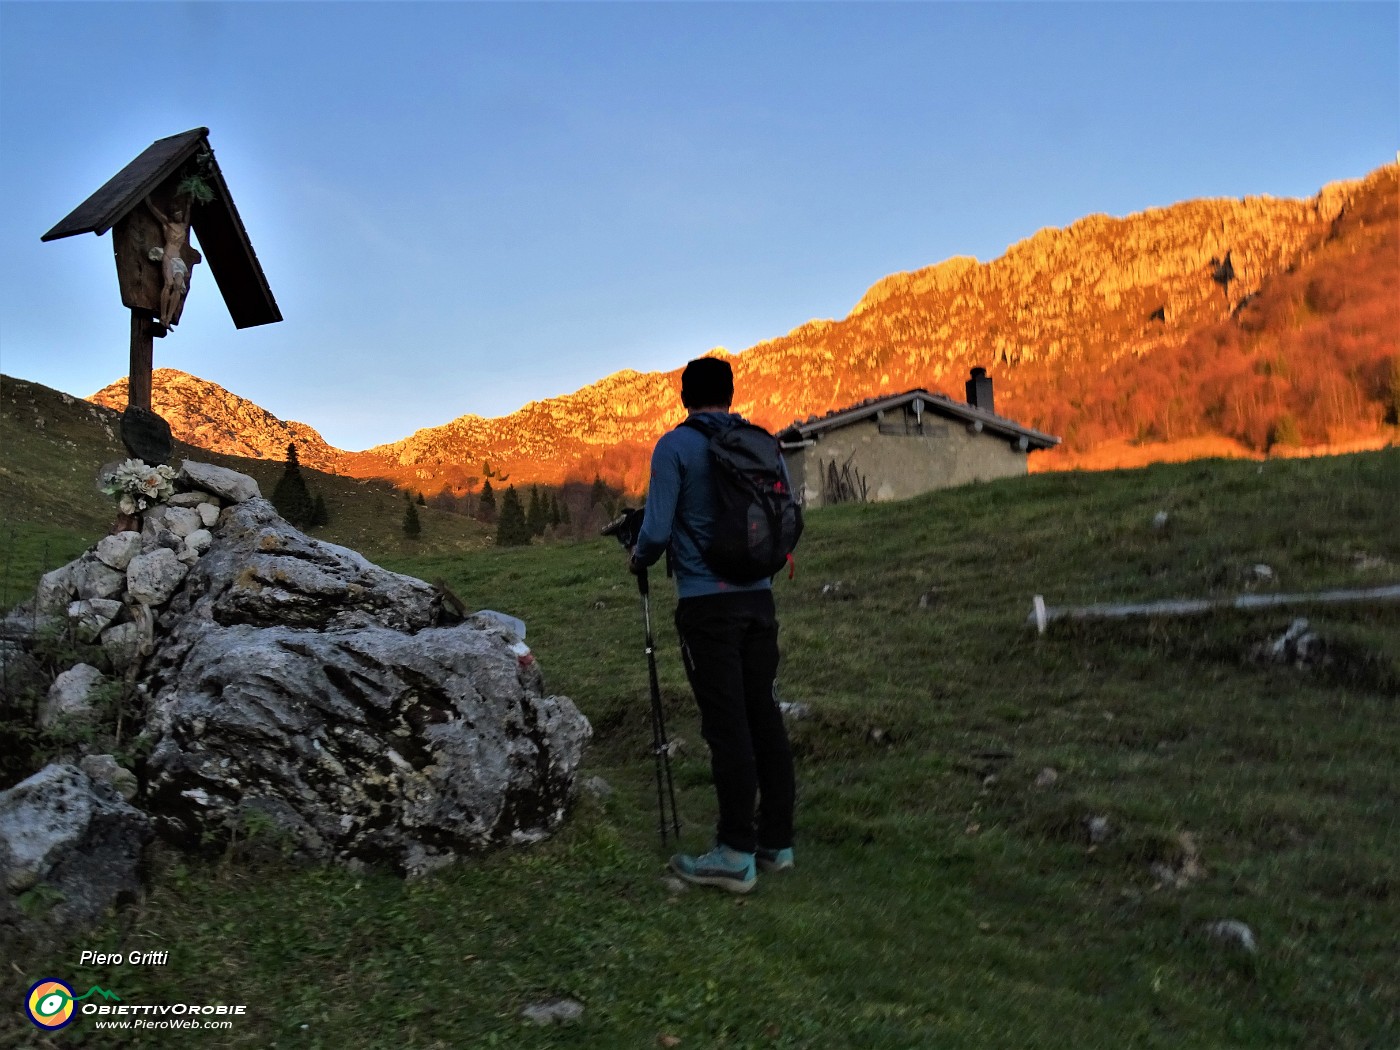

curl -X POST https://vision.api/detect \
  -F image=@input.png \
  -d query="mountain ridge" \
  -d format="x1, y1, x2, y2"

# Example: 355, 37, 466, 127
84, 162, 1398, 495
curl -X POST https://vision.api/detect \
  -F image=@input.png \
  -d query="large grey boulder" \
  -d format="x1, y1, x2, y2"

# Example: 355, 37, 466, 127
172, 498, 439, 631
144, 620, 588, 875
0, 764, 152, 944
140, 497, 590, 874
3, 476, 591, 892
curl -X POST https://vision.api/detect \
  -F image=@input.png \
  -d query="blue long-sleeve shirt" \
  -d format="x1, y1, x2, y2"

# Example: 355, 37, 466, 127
632, 411, 772, 599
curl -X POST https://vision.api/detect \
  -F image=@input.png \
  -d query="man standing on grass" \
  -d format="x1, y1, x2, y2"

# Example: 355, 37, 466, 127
629, 357, 796, 893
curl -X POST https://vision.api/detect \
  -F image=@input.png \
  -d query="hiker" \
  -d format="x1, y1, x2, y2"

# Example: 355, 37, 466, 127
628, 357, 797, 893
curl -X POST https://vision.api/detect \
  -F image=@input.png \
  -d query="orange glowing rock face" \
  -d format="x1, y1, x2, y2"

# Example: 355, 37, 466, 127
89, 164, 1397, 494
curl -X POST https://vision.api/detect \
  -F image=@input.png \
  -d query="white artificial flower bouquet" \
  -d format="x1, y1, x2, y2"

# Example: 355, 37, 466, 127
100, 459, 177, 515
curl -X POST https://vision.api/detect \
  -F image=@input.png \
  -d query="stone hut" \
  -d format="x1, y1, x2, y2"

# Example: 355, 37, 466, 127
777, 369, 1059, 507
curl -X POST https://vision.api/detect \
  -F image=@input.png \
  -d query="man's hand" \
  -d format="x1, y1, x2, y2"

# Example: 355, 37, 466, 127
627, 549, 645, 576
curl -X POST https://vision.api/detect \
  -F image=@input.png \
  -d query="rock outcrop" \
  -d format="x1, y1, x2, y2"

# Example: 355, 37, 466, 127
90, 371, 345, 472
0, 764, 152, 946
1, 461, 591, 938
140, 495, 588, 872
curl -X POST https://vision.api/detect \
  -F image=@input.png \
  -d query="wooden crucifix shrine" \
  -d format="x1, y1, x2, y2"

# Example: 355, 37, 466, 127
42, 128, 281, 463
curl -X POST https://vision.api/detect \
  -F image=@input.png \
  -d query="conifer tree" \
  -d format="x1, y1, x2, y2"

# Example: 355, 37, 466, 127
495, 485, 530, 546
272, 442, 314, 526
526, 485, 547, 537
402, 491, 422, 538
478, 479, 497, 521
549, 493, 562, 529
309, 493, 330, 527
416, 492, 426, 506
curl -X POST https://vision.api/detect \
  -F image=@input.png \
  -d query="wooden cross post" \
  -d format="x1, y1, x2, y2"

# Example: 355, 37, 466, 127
128, 309, 154, 413
42, 128, 282, 462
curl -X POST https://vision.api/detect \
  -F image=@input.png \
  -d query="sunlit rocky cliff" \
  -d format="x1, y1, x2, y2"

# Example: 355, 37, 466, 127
89, 162, 1398, 492
90, 370, 346, 474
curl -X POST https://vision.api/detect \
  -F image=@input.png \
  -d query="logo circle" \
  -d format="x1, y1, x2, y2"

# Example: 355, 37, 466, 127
26, 979, 76, 1030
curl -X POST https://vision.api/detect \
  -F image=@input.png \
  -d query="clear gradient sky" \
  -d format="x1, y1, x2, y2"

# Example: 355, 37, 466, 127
1, 2, 1395, 451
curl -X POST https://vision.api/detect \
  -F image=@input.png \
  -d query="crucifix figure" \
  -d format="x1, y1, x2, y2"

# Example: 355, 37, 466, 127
145, 196, 201, 330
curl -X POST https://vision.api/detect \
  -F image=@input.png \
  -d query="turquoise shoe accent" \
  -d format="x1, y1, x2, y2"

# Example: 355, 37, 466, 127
669, 844, 757, 894
756, 846, 795, 873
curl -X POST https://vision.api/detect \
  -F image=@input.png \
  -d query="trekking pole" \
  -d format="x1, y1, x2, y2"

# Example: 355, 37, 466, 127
635, 565, 682, 844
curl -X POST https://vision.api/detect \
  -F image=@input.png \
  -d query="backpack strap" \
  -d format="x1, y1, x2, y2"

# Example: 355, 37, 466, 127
679, 415, 725, 438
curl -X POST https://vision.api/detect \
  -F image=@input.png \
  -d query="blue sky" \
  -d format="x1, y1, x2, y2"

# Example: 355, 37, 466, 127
1, 2, 1395, 450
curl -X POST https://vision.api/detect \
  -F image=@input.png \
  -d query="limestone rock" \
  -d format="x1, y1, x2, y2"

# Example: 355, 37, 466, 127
1084, 814, 1113, 845
166, 491, 212, 508
41, 663, 107, 729
34, 565, 76, 619
1255, 618, 1328, 669
143, 619, 589, 874
197, 502, 221, 528
581, 776, 614, 800
0, 764, 151, 943
67, 598, 123, 643
178, 460, 261, 504
100, 620, 150, 673
1203, 919, 1257, 953
4, 487, 591, 893
184, 528, 214, 555
521, 998, 584, 1025
162, 505, 203, 539
71, 555, 125, 601
179, 498, 438, 631
96, 531, 143, 571
79, 755, 139, 802
126, 548, 188, 607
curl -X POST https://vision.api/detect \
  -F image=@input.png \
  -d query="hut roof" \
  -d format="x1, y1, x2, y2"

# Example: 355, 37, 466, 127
778, 388, 1060, 450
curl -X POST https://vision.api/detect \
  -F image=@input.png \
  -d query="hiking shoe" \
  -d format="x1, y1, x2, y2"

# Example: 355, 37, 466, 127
669, 845, 757, 894
756, 846, 795, 873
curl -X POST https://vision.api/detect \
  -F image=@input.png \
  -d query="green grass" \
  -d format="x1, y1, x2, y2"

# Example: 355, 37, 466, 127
2, 380, 1397, 1048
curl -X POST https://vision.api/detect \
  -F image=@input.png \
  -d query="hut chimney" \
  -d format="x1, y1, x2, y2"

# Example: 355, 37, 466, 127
965, 367, 994, 414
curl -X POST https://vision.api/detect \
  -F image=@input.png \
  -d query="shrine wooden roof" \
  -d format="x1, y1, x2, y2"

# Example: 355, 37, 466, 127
42, 128, 281, 329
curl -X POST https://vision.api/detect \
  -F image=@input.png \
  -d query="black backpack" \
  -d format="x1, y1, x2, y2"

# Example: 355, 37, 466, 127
682, 416, 804, 583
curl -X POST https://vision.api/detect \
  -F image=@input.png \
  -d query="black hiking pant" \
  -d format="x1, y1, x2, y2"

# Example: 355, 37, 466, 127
674, 589, 794, 855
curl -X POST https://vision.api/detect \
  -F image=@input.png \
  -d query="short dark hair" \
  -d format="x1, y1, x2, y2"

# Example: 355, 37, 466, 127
680, 357, 734, 409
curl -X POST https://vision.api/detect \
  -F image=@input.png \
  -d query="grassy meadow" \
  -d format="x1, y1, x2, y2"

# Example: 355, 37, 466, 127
1, 379, 1396, 1047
